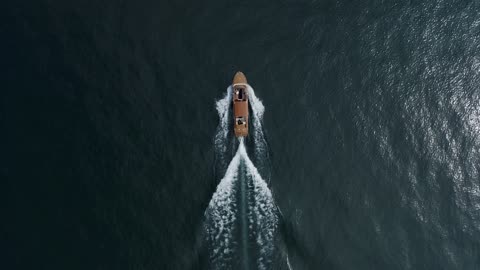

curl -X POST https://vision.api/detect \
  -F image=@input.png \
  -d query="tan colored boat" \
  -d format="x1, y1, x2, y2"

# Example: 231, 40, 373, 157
232, 72, 249, 137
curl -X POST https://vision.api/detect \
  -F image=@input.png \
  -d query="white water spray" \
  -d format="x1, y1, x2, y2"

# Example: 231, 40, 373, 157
240, 140, 278, 270
214, 86, 232, 155
205, 84, 291, 270
204, 142, 241, 265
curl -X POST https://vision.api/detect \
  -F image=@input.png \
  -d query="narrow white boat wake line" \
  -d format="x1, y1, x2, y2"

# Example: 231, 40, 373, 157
204, 85, 292, 270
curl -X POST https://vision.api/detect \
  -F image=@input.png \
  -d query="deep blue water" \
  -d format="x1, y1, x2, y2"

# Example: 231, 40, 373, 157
3, 0, 480, 269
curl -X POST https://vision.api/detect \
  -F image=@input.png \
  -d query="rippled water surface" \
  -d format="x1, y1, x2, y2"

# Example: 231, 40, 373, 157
3, 0, 480, 269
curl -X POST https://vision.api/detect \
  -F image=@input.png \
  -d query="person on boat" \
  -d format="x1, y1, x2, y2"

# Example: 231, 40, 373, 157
238, 89, 244, 100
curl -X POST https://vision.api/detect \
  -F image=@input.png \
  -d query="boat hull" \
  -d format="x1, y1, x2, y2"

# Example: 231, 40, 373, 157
232, 72, 249, 137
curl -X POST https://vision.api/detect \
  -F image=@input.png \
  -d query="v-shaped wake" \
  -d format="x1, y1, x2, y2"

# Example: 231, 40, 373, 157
204, 85, 291, 270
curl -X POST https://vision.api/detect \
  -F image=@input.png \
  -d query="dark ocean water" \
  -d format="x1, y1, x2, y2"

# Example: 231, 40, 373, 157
3, 0, 480, 269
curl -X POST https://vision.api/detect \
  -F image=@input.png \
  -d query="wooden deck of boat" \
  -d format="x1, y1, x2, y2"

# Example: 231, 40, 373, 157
233, 71, 249, 137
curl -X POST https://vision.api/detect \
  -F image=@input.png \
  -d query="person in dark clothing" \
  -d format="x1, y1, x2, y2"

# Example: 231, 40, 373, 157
238, 89, 244, 100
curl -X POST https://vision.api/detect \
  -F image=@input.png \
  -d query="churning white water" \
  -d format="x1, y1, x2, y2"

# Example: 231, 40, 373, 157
204, 84, 290, 270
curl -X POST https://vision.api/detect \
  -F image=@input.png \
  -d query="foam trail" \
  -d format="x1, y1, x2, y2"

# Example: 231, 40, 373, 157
205, 86, 237, 269
247, 85, 272, 183
239, 138, 250, 270
204, 145, 242, 268
213, 86, 233, 179
215, 86, 232, 150
247, 85, 266, 151
205, 84, 292, 270
239, 141, 278, 270
287, 256, 293, 270
244, 87, 293, 269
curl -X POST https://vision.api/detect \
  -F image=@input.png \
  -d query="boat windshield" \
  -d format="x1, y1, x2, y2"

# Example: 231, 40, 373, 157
238, 89, 244, 100
235, 88, 246, 100
236, 117, 245, 125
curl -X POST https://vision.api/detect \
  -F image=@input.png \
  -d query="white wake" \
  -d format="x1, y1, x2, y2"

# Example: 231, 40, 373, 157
204, 142, 241, 266
205, 84, 289, 270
